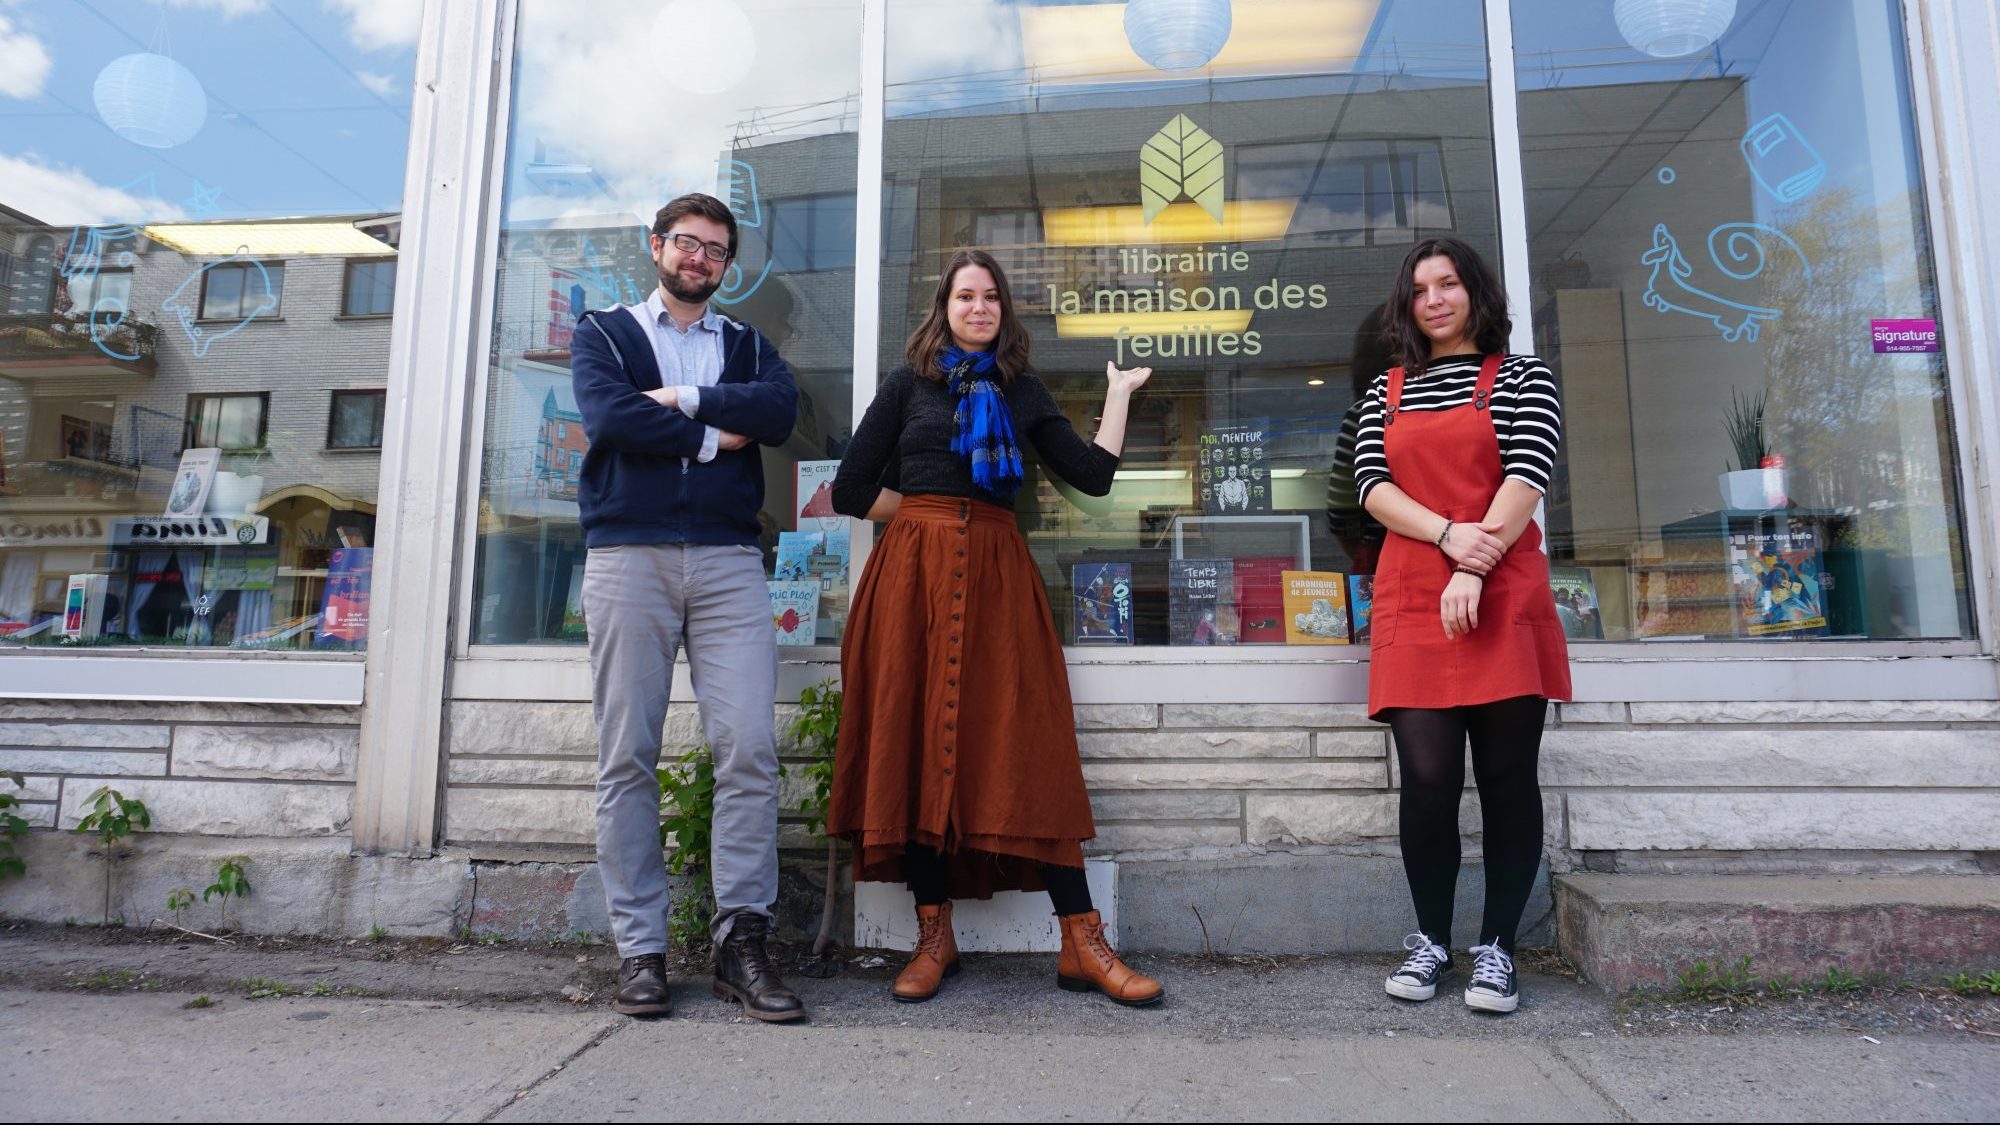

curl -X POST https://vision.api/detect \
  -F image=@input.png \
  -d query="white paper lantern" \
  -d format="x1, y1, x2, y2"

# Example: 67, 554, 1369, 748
652, 0, 755, 95
1613, 0, 1736, 59
1123, 0, 1232, 72
94, 52, 208, 149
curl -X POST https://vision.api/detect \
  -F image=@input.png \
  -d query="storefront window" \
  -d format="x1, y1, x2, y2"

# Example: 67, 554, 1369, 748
469, 0, 861, 646
882, 0, 1493, 646
0, 0, 417, 652
1514, 0, 1974, 642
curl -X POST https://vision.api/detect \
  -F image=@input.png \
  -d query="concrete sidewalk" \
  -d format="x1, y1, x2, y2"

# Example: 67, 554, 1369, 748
2, 927, 1996, 1121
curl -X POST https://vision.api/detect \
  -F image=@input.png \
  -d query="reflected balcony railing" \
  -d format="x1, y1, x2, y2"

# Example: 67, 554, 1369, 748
0, 312, 161, 378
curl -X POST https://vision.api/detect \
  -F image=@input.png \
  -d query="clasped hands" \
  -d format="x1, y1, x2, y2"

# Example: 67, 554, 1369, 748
1439, 519, 1507, 640
643, 387, 748, 450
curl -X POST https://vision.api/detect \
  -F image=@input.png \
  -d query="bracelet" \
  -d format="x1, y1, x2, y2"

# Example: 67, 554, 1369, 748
1452, 566, 1485, 578
1435, 519, 1454, 549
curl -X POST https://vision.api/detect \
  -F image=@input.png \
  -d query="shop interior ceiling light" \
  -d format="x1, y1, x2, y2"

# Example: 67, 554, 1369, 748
1613, 0, 1736, 58
1124, 0, 1233, 71
94, 52, 208, 148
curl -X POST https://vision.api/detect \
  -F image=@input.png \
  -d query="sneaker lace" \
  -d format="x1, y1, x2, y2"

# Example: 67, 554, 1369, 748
1468, 942, 1514, 990
1395, 932, 1447, 977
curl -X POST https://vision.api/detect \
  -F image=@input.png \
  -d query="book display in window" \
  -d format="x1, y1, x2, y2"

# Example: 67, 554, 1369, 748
1548, 566, 1603, 640
1168, 558, 1236, 645
1197, 424, 1270, 514
1072, 562, 1133, 645
767, 580, 819, 645
1727, 523, 1829, 638
795, 459, 842, 525
1232, 555, 1290, 643
776, 527, 850, 637
560, 561, 587, 640
1281, 570, 1351, 645
1639, 511, 1856, 639
314, 547, 372, 649
1348, 573, 1375, 643
164, 447, 220, 518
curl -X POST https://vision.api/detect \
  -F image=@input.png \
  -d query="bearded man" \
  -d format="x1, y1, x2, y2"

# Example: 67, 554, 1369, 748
570, 193, 801, 1022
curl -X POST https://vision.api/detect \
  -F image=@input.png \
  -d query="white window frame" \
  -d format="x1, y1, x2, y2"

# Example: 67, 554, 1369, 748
439, 0, 1997, 710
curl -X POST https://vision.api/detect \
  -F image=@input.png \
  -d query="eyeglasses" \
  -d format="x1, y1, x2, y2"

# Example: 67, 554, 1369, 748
655, 231, 731, 263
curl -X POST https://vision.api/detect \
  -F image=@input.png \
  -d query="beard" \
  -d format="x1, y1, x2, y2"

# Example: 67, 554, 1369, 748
659, 262, 722, 305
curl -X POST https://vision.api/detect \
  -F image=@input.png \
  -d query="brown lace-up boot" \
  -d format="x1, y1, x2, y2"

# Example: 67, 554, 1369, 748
892, 902, 960, 1002
1057, 910, 1164, 1007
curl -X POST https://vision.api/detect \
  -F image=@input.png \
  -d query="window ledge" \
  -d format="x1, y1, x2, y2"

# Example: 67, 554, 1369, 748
0, 648, 364, 704
333, 314, 394, 322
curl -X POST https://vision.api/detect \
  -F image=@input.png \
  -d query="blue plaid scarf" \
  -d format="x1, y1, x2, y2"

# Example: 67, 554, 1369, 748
941, 345, 1024, 499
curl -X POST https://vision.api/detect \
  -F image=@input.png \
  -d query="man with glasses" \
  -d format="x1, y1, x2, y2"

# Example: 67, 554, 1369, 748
570, 192, 802, 1022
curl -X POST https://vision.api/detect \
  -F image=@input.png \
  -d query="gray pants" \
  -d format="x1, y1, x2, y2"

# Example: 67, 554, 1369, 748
583, 542, 780, 957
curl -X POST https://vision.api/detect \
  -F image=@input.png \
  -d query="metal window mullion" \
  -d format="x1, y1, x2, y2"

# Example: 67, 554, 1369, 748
1900, 0, 1999, 655
1481, 0, 1546, 544
449, 0, 523, 661
846, 0, 888, 607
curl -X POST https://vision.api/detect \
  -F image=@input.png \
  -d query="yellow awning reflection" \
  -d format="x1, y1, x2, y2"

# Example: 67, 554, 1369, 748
145, 223, 396, 258
1043, 200, 1297, 246
1054, 309, 1254, 339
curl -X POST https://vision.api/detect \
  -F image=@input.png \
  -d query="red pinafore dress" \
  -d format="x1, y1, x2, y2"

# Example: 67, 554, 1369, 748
1366, 355, 1572, 719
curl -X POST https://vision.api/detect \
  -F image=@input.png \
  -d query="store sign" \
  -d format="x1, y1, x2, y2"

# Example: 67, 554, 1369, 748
0, 515, 107, 548
1044, 114, 1330, 365
110, 515, 269, 546
1871, 318, 1938, 353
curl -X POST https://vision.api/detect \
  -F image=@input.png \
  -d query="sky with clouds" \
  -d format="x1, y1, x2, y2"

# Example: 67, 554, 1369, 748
0, 0, 418, 226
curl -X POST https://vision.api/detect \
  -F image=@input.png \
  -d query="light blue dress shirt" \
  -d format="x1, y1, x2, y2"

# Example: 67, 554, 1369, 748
626, 289, 724, 464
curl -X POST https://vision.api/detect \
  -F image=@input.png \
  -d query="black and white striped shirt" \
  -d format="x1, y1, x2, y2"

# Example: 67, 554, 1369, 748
1351, 353, 1563, 505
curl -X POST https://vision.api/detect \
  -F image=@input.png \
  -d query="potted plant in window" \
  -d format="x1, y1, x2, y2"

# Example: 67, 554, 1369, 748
1719, 387, 1786, 510
209, 441, 277, 514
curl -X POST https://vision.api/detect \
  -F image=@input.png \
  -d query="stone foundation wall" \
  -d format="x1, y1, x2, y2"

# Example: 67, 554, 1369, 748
441, 697, 2000, 873
0, 700, 359, 839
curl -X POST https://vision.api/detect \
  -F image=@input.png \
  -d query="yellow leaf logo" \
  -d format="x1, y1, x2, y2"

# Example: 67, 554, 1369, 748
1140, 114, 1225, 225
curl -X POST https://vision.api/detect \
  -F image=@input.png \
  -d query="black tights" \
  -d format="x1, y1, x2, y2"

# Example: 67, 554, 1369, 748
903, 843, 1094, 917
1384, 695, 1547, 953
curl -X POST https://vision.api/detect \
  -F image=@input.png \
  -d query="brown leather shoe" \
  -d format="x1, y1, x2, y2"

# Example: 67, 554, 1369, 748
892, 902, 961, 1002
711, 915, 806, 1023
612, 953, 672, 1017
1057, 910, 1164, 1007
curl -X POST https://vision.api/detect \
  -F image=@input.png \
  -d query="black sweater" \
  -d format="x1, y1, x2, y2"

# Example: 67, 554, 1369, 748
832, 365, 1120, 516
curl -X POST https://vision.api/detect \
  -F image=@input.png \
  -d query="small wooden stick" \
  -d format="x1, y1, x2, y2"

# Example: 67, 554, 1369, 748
153, 917, 235, 944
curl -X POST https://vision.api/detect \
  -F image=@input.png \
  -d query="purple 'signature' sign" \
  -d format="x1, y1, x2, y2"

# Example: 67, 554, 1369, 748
1872, 318, 1939, 353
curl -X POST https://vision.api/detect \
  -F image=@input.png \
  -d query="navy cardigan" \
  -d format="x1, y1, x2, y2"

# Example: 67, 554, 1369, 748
569, 307, 798, 548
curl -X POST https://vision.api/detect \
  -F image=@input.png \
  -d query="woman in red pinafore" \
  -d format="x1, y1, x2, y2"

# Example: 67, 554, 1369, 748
1355, 237, 1570, 1015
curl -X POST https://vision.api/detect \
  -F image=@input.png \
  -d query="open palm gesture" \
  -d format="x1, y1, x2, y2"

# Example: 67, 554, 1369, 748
1106, 360, 1153, 395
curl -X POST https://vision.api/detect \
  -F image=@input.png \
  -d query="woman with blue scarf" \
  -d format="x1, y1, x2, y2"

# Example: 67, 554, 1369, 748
830, 249, 1160, 1007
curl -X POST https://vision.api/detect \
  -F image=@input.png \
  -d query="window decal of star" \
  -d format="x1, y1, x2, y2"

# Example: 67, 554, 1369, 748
182, 180, 225, 219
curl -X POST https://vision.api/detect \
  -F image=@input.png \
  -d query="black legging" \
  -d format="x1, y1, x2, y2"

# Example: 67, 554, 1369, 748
903, 843, 1094, 917
1384, 695, 1547, 952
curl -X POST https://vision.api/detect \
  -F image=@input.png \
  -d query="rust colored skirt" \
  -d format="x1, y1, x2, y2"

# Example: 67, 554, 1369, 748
830, 494, 1095, 900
